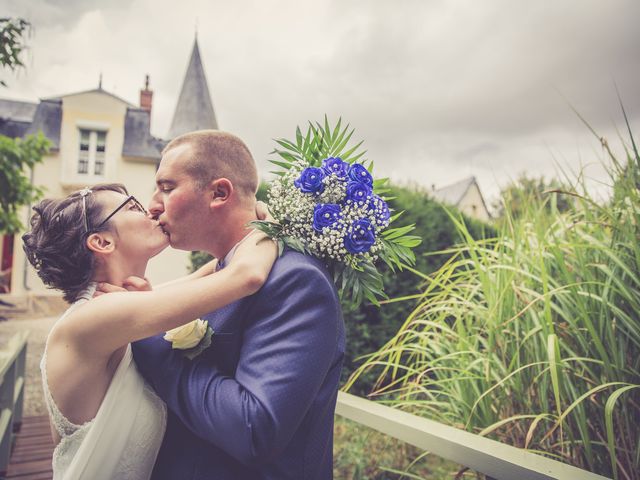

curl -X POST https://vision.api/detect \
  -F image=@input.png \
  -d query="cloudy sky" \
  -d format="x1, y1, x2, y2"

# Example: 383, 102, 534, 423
3, 0, 639, 204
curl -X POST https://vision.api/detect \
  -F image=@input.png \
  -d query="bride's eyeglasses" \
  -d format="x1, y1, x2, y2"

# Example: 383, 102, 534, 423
96, 196, 148, 229
80, 188, 147, 233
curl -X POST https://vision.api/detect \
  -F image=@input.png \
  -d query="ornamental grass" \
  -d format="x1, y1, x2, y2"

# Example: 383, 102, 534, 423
346, 116, 640, 479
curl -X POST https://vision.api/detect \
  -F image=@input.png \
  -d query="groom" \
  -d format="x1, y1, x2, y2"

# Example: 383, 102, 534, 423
132, 130, 345, 479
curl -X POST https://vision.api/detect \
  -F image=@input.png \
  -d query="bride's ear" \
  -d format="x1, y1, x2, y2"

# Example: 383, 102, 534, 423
86, 232, 115, 255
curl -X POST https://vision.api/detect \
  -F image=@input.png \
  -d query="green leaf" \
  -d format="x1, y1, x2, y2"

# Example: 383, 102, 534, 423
183, 326, 214, 360
547, 333, 563, 418
275, 138, 299, 152
295, 126, 303, 149
341, 141, 365, 163
332, 128, 355, 157
270, 159, 295, 170
383, 224, 416, 240
604, 384, 639, 479
331, 117, 343, 143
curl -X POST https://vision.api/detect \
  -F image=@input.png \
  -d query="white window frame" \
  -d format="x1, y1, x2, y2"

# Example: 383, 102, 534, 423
76, 121, 109, 178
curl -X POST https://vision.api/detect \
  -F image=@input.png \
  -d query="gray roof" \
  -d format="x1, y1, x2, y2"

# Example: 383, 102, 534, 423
123, 107, 167, 160
0, 98, 38, 122
0, 117, 31, 138
167, 38, 218, 139
431, 176, 477, 206
26, 99, 62, 150
0, 99, 37, 138
0, 97, 61, 150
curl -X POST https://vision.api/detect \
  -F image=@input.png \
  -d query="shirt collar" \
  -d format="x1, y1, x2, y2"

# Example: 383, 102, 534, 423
217, 229, 256, 270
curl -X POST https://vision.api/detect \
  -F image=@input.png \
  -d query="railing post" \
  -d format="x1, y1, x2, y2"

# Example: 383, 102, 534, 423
0, 331, 29, 478
0, 360, 15, 476
12, 342, 26, 431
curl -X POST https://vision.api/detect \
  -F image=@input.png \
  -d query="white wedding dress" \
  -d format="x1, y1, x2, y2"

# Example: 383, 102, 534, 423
41, 285, 167, 479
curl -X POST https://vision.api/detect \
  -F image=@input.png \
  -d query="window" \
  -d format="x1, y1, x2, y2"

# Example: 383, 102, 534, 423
77, 129, 107, 176
94, 131, 106, 175
78, 129, 90, 174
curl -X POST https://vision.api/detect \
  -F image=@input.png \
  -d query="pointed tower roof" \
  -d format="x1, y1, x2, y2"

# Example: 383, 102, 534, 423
168, 38, 218, 139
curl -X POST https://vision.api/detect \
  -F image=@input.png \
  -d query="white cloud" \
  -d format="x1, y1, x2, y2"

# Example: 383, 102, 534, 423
3, 0, 638, 202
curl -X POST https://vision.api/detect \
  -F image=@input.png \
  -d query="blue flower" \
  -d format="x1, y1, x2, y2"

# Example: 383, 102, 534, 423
346, 181, 372, 204
344, 218, 376, 254
321, 157, 349, 178
294, 167, 325, 194
348, 163, 373, 186
313, 204, 342, 232
368, 195, 391, 227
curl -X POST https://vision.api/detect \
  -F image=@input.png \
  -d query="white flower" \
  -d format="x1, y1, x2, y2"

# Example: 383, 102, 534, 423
164, 319, 208, 349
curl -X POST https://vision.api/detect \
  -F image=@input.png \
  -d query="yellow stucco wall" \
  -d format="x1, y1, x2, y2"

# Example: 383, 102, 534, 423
11, 90, 190, 299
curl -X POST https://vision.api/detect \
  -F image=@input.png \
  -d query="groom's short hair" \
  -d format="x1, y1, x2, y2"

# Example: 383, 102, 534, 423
163, 130, 259, 197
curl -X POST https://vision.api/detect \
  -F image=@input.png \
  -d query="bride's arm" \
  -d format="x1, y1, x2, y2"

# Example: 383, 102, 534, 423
55, 233, 277, 357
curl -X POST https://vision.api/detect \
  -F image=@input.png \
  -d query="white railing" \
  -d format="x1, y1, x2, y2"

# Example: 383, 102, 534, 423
336, 391, 610, 480
0, 331, 28, 476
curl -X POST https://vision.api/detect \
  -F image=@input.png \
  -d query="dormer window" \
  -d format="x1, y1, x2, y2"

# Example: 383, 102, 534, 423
77, 129, 107, 176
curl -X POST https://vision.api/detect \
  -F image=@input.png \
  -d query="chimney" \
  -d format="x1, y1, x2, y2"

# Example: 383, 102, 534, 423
140, 75, 153, 112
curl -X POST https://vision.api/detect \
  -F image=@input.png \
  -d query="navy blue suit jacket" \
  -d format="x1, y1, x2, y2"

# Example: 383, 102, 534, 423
132, 250, 345, 480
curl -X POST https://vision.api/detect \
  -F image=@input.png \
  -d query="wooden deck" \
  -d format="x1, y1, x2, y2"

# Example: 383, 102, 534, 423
3, 416, 53, 480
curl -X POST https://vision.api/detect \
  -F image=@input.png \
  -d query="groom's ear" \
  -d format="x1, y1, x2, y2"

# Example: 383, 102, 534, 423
209, 178, 233, 209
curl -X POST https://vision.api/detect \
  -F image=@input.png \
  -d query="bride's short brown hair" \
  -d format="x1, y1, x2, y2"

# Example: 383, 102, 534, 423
22, 184, 128, 303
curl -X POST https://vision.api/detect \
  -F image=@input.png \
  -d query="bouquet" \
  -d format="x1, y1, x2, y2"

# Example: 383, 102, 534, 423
252, 118, 421, 306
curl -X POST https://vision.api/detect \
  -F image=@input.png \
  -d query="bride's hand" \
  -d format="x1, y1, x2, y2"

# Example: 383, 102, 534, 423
94, 277, 152, 297
255, 201, 275, 223
123, 276, 152, 292
227, 231, 278, 294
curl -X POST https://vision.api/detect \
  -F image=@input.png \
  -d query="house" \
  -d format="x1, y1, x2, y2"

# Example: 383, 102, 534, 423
0, 38, 218, 299
431, 176, 491, 221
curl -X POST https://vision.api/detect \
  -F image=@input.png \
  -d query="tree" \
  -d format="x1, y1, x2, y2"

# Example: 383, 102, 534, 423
0, 17, 49, 234
0, 17, 31, 87
0, 133, 51, 234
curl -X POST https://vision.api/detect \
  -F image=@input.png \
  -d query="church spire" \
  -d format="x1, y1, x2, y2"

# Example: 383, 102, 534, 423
168, 37, 218, 139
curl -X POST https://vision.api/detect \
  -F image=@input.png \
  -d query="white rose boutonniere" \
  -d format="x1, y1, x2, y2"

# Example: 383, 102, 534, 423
164, 319, 214, 360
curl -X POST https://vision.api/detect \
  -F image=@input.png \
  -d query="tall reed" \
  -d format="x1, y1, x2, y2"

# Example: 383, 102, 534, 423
346, 127, 640, 479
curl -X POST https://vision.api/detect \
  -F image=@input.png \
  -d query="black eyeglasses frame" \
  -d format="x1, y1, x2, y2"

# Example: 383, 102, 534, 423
94, 195, 148, 231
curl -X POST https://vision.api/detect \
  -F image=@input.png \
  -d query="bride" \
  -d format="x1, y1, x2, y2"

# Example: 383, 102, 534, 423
22, 183, 277, 479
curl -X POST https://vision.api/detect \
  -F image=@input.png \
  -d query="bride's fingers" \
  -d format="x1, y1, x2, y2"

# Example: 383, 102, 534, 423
123, 276, 152, 291
95, 282, 126, 297
255, 201, 275, 222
